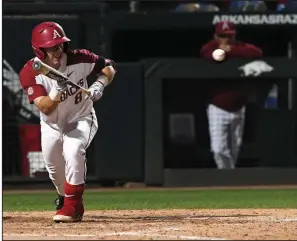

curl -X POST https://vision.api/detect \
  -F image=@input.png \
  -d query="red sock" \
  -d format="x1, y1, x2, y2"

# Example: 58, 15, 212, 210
64, 182, 85, 207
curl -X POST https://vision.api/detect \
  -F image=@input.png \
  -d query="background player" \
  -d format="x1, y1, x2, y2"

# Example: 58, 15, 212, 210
200, 20, 262, 169
19, 22, 117, 222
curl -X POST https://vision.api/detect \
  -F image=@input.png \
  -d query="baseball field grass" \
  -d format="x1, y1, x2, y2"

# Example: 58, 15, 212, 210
3, 188, 297, 211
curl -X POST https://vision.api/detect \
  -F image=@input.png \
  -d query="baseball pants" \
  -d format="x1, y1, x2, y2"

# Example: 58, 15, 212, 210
40, 113, 98, 195
207, 104, 245, 169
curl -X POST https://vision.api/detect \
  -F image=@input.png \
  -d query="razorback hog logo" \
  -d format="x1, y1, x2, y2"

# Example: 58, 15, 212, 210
239, 60, 274, 77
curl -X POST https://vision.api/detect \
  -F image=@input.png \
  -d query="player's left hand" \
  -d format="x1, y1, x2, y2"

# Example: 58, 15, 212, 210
55, 80, 68, 93
85, 81, 105, 101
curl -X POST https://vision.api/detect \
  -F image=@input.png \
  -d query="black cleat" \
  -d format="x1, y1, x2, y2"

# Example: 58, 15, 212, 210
53, 195, 64, 210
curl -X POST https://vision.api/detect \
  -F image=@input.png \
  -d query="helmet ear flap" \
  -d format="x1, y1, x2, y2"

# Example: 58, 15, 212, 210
40, 48, 47, 58
32, 45, 45, 59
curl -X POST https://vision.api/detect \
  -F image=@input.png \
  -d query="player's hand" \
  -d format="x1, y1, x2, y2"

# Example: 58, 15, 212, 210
219, 44, 231, 52
55, 81, 68, 93
86, 81, 104, 101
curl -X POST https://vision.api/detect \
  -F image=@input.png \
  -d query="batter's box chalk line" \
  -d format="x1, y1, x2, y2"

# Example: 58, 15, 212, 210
272, 217, 297, 222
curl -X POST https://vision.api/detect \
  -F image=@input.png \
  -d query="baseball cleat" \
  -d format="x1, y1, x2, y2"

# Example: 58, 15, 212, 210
53, 195, 64, 210
53, 213, 83, 223
53, 182, 85, 223
53, 201, 84, 223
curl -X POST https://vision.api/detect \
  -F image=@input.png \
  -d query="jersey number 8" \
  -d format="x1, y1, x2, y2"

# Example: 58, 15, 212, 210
75, 91, 83, 104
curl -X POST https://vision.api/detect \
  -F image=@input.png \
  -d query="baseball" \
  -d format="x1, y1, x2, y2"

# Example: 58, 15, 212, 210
212, 49, 225, 61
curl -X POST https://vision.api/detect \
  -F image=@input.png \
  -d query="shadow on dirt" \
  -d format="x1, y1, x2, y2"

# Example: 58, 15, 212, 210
85, 213, 268, 223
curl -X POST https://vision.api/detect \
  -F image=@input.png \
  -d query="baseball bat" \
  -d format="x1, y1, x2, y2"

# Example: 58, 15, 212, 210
32, 59, 91, 96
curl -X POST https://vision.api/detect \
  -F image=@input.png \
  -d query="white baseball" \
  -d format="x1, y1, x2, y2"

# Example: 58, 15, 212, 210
212, 49, 225, 61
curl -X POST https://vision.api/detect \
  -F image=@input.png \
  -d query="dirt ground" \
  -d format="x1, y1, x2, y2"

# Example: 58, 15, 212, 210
3, 208, 297, 240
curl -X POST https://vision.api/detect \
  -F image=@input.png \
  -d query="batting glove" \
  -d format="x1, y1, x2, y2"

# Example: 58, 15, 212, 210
49, 81, 68, 101
86, 81, 105, 102
55, 81, 68, 93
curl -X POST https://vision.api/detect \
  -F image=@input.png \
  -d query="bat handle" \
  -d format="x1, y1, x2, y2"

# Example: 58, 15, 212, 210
83, 90, 91, 96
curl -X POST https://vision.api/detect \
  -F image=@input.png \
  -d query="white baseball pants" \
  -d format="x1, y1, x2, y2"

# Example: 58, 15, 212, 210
40, 113, 98, 195
207, 104, 245, 169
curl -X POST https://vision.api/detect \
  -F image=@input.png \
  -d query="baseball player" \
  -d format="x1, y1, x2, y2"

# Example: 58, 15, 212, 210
200, 21, 262, 169
19, 22, 117, 222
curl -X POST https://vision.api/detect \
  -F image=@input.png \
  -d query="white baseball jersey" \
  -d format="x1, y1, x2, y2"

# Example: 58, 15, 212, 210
20, 49, 109, 131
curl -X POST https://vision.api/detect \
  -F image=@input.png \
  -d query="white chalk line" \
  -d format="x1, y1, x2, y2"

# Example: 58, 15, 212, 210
185, 216, 297, 223
3, 231, 225, 240
272, 218, 297, 222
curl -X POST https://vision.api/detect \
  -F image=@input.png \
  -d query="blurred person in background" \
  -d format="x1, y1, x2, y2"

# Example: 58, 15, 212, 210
228, 0, 268, 12
174, 0, 220, 12
3, 86, 21, 176
276, 0, 297, 11
200, 21, 263, 169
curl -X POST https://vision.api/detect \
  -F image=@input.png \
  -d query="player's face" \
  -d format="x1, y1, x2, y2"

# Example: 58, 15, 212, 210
44, 43, 64, 68
215, 34, 235, 44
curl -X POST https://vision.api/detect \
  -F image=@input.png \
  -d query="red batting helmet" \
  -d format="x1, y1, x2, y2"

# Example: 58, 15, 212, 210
31, 22, 71, 59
